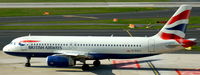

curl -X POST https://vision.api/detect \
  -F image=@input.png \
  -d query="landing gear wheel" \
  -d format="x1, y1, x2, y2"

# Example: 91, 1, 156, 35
25, 57, 31, 67
74, 60, 76, 65
93, 60, 100, 67
25, 63, 31, 67
82, 64, 89, 71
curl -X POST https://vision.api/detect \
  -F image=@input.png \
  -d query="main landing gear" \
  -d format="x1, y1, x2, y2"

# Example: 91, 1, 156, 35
25, 57, 31, 67
82, 64, 90, 71
93, 60, 100, 67
81, 59, 101, 71
80, 59, 89, 71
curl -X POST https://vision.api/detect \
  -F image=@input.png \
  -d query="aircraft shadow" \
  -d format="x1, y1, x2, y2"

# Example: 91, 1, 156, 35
30, 59, 199, 75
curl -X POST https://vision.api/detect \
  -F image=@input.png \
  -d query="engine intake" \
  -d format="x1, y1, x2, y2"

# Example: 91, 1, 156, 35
47, 55, 74, 67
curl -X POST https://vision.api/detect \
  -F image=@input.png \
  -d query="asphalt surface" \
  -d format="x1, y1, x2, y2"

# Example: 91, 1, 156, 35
0, 29, 199, 49
1, 51, 200, 75
0, 2, 200, 8
0, 7, 200, 23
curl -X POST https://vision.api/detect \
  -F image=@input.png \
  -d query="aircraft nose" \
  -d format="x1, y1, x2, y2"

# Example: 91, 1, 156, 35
3, 45, 10, 52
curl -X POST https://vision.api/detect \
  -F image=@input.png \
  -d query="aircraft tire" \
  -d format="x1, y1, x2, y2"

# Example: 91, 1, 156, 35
25, 63, 31, 67
93, 60, 100, 67
82, 64, 89, 71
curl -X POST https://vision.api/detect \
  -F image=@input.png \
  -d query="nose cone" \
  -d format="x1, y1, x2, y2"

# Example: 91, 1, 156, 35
3, 45, 10, 52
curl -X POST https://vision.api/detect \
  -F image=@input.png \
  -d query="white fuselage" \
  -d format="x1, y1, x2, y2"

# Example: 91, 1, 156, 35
3, 36, 183, 59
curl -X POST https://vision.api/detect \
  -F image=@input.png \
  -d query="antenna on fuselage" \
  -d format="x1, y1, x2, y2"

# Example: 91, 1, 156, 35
28, 33, 31, 36
111, 34, 114, 37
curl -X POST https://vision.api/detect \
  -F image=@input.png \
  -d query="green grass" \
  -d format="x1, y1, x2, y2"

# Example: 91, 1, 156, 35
191, 46, 200, 51
0, 7, 164, 17
0, 0, 170, 2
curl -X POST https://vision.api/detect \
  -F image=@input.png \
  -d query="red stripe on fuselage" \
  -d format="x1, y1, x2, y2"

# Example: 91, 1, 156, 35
167, 10, 190, 25
20, 40, 40, 43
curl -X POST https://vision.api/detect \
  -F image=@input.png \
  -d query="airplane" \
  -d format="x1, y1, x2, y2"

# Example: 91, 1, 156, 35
3, 5, 196, 71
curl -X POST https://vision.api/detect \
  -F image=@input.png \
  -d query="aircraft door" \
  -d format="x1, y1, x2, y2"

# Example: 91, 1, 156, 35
148, 39, 155, 52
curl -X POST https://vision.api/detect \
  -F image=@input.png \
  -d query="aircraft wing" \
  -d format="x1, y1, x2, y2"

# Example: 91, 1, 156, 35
55, 50, 91, 58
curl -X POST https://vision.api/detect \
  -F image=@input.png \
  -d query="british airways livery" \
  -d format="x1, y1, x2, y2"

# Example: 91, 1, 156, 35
3, 5, 196, 71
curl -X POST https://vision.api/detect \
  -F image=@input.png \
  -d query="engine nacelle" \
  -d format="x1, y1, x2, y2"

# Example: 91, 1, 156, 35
47, 55, 74, 67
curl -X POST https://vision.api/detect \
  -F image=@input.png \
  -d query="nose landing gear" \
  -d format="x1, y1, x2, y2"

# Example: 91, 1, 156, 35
25, 57, 31, 67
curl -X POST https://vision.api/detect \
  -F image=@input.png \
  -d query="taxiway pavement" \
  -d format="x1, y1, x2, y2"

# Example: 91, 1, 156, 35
1, 51, 200, 75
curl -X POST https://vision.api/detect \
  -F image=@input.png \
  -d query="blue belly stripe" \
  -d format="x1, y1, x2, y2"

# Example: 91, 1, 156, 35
4, 52, 57, 57
4, 51, 159, 59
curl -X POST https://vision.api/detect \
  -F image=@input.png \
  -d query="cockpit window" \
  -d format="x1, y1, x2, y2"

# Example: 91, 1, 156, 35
10, 42, 16, 45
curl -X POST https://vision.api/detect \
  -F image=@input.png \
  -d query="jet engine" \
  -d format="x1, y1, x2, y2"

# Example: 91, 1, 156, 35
47, 55, 75, 67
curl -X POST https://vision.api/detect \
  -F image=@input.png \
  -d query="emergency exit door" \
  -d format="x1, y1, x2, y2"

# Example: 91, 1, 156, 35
148, 39, 155, 52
